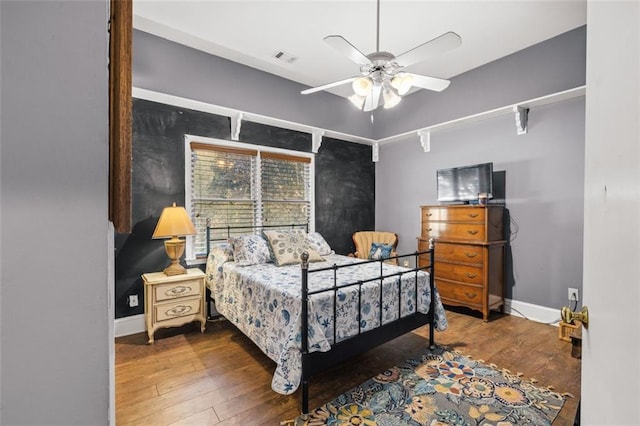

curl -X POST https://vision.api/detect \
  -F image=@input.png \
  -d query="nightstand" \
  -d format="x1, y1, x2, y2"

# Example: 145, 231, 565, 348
142, 268, 206, 344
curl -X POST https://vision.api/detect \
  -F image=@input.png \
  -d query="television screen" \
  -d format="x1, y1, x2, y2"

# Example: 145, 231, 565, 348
437, 162, 493, 203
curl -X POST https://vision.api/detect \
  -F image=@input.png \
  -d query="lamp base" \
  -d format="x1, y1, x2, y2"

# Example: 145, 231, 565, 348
162, 238, 187, 276
163, 261, 187, 276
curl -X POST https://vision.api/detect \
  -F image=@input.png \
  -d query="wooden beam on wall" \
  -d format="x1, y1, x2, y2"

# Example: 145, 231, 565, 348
109, 0, 132, 233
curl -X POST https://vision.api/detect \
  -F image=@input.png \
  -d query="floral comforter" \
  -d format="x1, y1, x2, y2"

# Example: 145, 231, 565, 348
206, 253, 448, 395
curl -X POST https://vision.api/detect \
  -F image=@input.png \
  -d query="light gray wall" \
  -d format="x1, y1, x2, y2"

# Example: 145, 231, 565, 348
373, 26, 586, 139
1, 1, 110, 424
376, 97, 585, 309
133, 30, 377, 139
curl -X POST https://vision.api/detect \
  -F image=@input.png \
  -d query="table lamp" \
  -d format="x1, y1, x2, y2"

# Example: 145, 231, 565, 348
152, 202, 197, 276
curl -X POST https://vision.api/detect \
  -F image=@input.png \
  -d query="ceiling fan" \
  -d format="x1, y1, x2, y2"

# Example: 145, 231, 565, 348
301, 0, 462, 112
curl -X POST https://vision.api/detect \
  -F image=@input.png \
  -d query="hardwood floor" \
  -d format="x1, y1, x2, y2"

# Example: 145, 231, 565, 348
115, 309, 581, 425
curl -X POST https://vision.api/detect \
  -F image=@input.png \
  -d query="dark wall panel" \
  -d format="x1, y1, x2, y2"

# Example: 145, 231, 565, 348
315, 138, 374, 255
115, 100, 374, 318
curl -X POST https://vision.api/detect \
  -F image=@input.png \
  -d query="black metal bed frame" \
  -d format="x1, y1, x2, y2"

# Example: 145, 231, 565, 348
204, 223, 436, 416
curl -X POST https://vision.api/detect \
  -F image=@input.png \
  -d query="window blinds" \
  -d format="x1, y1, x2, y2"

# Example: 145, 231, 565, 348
189, 142, 311, 257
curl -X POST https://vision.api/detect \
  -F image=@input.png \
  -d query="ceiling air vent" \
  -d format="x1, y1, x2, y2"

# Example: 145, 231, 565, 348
273, 50, 297, 64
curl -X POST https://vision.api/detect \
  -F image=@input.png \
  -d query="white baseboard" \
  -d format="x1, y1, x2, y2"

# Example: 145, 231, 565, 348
503, 298, 562, 326
112, 299, 562, 338
114, 314, 145, 338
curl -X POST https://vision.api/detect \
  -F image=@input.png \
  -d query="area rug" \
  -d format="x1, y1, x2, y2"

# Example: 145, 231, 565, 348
294, 346, 568, 425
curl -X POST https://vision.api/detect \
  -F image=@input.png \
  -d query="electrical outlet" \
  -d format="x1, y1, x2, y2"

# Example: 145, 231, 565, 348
128, 294, 139, 307
568, 288, 579, 302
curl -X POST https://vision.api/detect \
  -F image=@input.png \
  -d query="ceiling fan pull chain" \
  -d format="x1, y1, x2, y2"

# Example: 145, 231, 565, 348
376, 0, 380, 52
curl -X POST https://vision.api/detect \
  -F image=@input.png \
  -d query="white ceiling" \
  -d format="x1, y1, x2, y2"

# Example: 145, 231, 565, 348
133, 0, 586, 98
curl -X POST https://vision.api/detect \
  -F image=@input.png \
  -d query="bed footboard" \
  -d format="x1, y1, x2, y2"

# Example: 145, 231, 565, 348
299, 244, 436, 416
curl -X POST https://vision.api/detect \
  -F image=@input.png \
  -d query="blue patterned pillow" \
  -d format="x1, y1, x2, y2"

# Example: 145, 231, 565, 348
306, 232, 334, 256
369, 242, 393, 260
228, 235, 272, 266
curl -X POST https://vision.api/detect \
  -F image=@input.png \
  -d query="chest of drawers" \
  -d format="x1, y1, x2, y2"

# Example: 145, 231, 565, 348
418, 205, 506, 321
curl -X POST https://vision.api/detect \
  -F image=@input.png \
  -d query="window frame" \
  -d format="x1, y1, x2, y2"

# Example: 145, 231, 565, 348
184, 135, 315, 263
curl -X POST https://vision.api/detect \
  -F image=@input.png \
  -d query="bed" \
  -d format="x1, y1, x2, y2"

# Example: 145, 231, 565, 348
204, 224, 447, 415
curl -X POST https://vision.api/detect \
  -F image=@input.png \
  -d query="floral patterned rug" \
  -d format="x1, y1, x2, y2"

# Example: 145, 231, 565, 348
294, 346, 568, 425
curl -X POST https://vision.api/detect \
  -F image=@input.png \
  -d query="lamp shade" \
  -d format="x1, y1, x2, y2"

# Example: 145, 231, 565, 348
152, 202, 197, 239
352, 77, 373, 97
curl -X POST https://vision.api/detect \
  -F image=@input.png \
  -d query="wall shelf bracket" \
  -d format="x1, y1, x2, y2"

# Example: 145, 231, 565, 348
418, 129, 431, 152
312, 129, 325, 153
514, 106, 529, 135
372, 143, 379, 162
231, 112, 243, 141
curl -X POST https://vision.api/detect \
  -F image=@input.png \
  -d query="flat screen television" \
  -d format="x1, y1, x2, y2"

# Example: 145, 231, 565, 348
437, 162, 493, 203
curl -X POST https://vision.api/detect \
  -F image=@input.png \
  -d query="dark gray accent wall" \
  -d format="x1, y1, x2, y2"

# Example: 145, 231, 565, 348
117, 99, 374, 318
133, 30, 376, 139
1, 0, 110, 424
373, 26, 587, 139
376, 98, 585, 310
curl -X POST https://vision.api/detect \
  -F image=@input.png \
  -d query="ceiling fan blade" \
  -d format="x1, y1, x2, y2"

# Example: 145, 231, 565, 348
324, 35, 372, 66
363, 84, 382, 112
395, 31, 462, 68
301, 76, 358, 95
407, 73, 451, 92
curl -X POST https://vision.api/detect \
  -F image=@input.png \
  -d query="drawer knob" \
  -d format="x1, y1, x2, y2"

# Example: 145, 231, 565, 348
427, 228, 432, 232
465, 252, 478, 258
468, 213, 479, 218
464, 292, 478, 299
467, 230, 479, 235
466, 273, 478, 279
166, 285, 189, 297
166, 305, 192, 317
427, 213, 433, 217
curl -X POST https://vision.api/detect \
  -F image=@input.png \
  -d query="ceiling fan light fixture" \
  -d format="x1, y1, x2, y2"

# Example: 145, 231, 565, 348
348, 93, 366, 109
391, 73, 413, 96
383, 88, 401, 109
352, 77, 373, 97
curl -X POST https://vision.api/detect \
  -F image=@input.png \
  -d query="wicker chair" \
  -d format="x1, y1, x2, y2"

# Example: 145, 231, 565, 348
350, 231, 399, 265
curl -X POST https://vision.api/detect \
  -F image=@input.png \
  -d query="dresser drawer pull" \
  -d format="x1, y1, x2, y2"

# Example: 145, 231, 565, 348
464, 292, 478, 299
165, 305, 192, 317
165, 286, 190, 297
427, 212, 433, 217
466, 273, 478, 279
465, 252, 478, 258
467, 230, 479, 235
427, 228, 432, 232
468, 213, 479, 218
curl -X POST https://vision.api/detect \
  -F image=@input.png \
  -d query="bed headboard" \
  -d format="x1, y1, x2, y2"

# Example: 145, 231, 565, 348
205, 220, 309, 254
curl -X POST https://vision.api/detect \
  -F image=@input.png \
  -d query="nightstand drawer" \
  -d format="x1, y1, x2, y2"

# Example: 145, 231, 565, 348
154, 279, 201, 302
155, 297, 202, 322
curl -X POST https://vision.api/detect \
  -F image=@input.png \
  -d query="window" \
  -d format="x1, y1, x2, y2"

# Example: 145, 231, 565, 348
185, 136, 314, 260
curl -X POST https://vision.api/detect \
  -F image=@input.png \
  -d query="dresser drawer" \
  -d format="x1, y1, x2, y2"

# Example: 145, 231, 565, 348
436, 280, 483, 307
434, 262, 484, 284
155, 297, 202, 322
154, 279, 202, 302
422, 207, 486, 223
435, 242, 484, 264
422, 222, 486, 241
